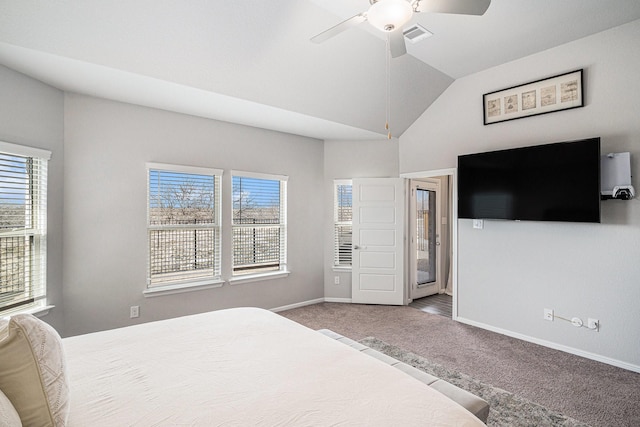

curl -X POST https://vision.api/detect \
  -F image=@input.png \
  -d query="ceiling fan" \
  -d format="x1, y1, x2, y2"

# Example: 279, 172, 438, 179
311, 0, 491, 58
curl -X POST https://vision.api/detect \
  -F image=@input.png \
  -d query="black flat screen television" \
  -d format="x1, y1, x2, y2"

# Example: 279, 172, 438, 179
458, 138, 601, 223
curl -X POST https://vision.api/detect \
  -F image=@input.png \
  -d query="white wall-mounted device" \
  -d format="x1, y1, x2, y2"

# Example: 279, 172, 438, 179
601, 152, 634, 200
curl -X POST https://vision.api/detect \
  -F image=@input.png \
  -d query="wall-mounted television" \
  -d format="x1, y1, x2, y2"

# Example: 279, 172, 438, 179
458, 138, 601, 223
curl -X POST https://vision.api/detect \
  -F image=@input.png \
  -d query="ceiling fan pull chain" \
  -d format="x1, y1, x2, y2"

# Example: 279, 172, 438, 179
386, 34, 392, 140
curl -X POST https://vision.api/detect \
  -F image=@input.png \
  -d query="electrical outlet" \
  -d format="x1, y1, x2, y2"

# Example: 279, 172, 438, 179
543, 308, 554, 321
334, 276, 340, 285
588, 318, 599, 331
130, 305, 140, 319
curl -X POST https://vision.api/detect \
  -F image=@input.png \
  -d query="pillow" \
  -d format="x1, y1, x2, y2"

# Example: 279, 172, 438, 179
0, 388, 22, 426
0, 314, 69, 426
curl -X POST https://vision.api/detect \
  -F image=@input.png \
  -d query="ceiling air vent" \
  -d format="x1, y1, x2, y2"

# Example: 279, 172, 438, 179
403, 24, 433, 43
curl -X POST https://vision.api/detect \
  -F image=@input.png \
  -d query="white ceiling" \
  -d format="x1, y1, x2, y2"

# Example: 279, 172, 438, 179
1, 0, 639, 141
309, 0, 640, 78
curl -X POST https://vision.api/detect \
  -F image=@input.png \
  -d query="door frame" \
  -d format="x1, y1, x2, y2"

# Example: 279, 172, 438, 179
400, 168, 458, 319
409, 178, 442, 300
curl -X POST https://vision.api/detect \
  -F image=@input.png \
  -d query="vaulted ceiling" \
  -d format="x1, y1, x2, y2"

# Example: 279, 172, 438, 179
1, 1, 640, 140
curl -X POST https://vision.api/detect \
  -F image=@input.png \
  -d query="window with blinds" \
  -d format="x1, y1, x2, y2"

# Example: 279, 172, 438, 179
334, 180, 352, 267
0, 143, 50, 315
232, 172, 287, 276
147, 163, 222, 287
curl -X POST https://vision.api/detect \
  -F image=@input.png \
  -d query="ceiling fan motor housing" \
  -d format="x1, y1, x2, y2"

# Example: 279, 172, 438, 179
367, 0, 414, 32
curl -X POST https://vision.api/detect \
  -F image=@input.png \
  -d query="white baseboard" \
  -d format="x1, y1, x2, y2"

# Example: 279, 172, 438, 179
323, 297, 352, 303
271, 297, 352, 313
455, 316, 640, 374
270, 298, 325, 313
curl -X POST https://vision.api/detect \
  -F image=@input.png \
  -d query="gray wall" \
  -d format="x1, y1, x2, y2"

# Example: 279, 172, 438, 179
4, 18, 638, 370
323, 139, 399, 300
0, 65, 65, 331
400, 20, 640, 369
62, 94, 324, 336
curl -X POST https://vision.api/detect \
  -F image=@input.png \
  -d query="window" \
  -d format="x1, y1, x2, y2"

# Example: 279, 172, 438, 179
232, 171, 287, 276
147, 163, 222, 288
0, 142, 50, 315
334, 180, 352, 267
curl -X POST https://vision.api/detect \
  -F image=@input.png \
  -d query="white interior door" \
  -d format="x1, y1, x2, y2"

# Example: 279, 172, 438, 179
409, 179, 442, 300
351, 178, 405, 305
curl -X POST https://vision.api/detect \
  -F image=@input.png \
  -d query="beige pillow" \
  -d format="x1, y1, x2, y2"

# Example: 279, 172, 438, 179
0, 388, 22, 426
0, 314, 69, 426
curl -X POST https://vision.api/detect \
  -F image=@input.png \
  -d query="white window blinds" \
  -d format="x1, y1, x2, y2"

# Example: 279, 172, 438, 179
0, 143, 50, 314
232, 172, 287, 276
147, 163, 222, 287
334, 180, 352, 267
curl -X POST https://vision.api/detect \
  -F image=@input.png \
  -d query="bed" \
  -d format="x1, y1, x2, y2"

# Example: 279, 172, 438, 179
1, 307, 486, 426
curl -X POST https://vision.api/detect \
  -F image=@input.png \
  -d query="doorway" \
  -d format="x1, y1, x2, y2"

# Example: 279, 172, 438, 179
403, 171, 455, 319
346, 171, 457, 318
409, 179, 441, 299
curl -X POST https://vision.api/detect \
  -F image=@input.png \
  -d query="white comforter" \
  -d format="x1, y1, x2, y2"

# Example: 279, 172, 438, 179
63, 307, 484, 426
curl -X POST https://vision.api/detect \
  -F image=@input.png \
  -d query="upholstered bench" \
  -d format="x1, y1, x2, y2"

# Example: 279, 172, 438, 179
318, 329, 490, 424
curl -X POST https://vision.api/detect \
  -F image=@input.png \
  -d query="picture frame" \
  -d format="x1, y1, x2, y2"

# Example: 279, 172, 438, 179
483, 69, 583, 125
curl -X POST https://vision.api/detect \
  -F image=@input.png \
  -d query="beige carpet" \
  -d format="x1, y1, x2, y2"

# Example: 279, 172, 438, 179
280, 302, 640, 427
361, 337, 589, 426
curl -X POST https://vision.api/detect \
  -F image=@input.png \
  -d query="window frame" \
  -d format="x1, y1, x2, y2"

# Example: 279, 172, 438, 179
144, 162, 223, 296
229, 170, 289, 285
0, 141, 51, 316
333, 179, 353, 270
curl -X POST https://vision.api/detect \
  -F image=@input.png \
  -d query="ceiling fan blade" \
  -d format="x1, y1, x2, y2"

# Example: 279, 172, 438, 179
389, 29, 407, 58
415, 0, 491, 15
310, 14, 367, 44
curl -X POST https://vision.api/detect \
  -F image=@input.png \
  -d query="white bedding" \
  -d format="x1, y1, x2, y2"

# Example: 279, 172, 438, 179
63, 307, 484, 426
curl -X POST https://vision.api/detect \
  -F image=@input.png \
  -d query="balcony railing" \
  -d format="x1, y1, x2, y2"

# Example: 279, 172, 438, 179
0, 235, 28, 295
149, 228, 217, 283
233, 225, 281, 274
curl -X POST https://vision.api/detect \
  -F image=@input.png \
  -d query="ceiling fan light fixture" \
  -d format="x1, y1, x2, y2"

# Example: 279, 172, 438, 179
367, 0, 413, 32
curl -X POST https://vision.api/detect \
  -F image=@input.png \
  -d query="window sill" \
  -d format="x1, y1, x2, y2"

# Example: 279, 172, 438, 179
332, 266, 352, 272
228, 270, 290, 286
143, 279, 224, 298
1, 304, 54, 319
30, 305, 55, 317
